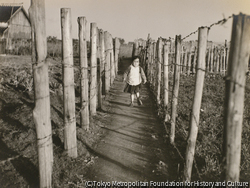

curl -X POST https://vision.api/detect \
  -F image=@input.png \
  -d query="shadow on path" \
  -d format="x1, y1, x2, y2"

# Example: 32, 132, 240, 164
87, 58, 177, 183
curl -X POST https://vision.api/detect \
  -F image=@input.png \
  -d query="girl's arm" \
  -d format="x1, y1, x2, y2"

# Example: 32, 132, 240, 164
140, 67, 147, 83
123, 66, 131, 82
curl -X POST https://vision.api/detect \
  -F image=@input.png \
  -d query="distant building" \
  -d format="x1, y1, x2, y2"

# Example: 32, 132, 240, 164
0, 4, 31, 54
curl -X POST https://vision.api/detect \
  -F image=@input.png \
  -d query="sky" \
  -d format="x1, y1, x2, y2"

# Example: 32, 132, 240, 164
1, 0, 250, 43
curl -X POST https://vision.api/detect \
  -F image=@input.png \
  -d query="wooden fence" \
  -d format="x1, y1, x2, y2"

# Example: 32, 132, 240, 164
30, 0, 121, 186
137, 14, 250, 182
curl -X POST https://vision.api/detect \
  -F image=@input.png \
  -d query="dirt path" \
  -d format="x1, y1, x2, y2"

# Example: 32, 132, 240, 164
86, 58, 177, 183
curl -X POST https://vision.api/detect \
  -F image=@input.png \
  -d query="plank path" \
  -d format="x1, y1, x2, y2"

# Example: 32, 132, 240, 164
87, 58, 176, 183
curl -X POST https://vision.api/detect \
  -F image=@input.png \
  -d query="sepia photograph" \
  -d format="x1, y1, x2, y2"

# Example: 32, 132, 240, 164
0, 0, 250, 187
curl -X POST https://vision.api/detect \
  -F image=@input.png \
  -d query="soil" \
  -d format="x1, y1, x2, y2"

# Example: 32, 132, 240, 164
0, 55, 179, 187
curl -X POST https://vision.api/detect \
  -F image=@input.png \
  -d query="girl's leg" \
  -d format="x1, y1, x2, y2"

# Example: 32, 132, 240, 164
130, 94, 135, 106
136, 92, 140, 99
136, 92, 143, 105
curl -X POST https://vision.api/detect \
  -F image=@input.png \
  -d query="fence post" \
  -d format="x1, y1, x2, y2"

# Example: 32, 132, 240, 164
214, 47, 219, 74
96, 27, 100, 109
147, 41, 152, 80
157, 38, 162, 105
210, 46, 214, 73
183, 47, 188, 74
163, 44, 170, 123
192, 47, 197, 73
90, 23, 97, 115
223, 13, 250, 182
170, 35, 181, 144
207, 48, 211, 72
104, 31, 111, 94
150, 42, 154, 85
114, 37, 120, 75
187, 45, 192, 76
78, 17, 89, 130
29, 0, 53, 187
152, 42, 157, 93
184, 27, 208, 181
220, 49, 224, 75
180, 46, 183, 74
61, 8, 77, 158
110, 34, 115, 85
225, 40, 228, 72
98, 29, 105, 110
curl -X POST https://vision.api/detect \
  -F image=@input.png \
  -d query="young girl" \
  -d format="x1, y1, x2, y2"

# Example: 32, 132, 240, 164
123, 56, 147, 106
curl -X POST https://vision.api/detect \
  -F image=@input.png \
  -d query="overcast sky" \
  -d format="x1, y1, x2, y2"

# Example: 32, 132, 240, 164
1, 0, 250, 43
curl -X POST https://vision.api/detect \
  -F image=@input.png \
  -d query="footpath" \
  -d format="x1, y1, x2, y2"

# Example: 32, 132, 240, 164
87, 58, 177, 185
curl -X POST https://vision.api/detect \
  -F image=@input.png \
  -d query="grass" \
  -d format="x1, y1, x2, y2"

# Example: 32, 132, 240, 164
0, 54, 249, 186
0, 55, 110, 187
152, 70, 250, 182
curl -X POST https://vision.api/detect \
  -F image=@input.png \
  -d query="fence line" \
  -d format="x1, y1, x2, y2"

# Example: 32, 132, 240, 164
137, 13, 250, 182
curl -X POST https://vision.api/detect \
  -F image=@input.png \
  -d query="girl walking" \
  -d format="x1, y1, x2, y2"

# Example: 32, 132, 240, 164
123, 56, 147, 107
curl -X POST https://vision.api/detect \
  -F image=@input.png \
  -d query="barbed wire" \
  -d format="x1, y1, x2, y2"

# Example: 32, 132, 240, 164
180, 14, 233, 41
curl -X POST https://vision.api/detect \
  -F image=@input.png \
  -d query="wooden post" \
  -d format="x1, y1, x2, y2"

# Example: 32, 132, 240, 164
163, 44, 169, 123
110, 34, 115, 85
184, 27, 208, 181
61, 8, 77, 158
207, 48, 211, 72
223, 47, 226, 76
223, 14, 250, 182
96, 27, 100, 109
152, 42, 157, 92
180, 46, 183, 74
183, 47, 188, 74
98, 29, 105, 110
216, 48, 220, 73
157, 38, 162, 105
104, 32, 111, 94
114, 37, 120, 75
90, 23, 97, 115
220, 50, 224, 75
78, 17, 89, 130
225, 40, 228, 72
192, 47, 197, 73
210, 46, 214, 73
147, 42, 152, 80
150, 42, 154, 85
170, 35, 181, 144
187, 47, 192, 76
29, 0, 53, 187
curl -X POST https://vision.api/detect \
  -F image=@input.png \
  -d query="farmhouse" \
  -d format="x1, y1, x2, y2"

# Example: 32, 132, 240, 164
0, 4, 31, 54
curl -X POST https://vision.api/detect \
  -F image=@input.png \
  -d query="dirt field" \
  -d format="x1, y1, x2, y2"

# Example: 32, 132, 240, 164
0, 55, 249, 187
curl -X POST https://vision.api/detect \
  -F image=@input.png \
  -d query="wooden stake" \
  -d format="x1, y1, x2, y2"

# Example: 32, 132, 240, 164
207, 48, 211, 72
152, 42, 157, 93
104, 31, 111, 94
90, 23, 97, 115
98, 29, 105, 110
114, 37, 120, 75
61, 8, 77, 158
183, 47, 188, 74
170, 35, 181, 144
210, 46, 214, 73
78, 17, 89, 130
223, 13, 250, 182
184, 27, 208, 181
192, 47, 197, 73
110, 34, 115, 85
157, 38, 162, 105
29, 0, 53, 186
163, 44, 170, 122
187, 46, 192, 76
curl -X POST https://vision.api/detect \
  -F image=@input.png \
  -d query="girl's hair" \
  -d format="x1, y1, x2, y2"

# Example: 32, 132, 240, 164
132, 56, 140, 62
